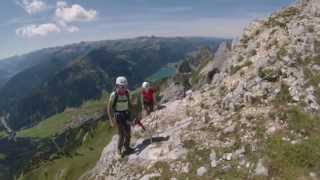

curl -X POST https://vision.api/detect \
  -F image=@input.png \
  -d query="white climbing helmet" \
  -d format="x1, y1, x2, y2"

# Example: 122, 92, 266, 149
142, 81, 150, 89
116, 76, 128, 86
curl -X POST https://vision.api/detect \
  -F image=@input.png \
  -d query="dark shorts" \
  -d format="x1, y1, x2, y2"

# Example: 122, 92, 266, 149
114, 111, 131, 152
143, 101, 154, 113
114, 111, 131, 123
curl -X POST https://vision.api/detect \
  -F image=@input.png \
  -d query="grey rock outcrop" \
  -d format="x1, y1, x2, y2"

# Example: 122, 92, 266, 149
254, 159, 268, 176
84, 0, 320, 179
196, 166, 207, 176
201, 41, 232, 84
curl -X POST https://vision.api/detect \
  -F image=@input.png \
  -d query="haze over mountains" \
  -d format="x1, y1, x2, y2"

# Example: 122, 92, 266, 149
3, 0, 319, 179
87, 0, 320, 179
0, 36, 224, 130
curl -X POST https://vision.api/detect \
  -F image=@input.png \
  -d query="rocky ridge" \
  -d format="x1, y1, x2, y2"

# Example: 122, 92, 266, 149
84, 0, 320, 179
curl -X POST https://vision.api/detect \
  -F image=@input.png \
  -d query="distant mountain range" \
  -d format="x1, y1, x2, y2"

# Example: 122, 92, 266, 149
0, 36, 226, 130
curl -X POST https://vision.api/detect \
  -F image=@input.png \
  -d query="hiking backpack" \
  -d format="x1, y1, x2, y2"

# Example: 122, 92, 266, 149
112, 90, 130, 111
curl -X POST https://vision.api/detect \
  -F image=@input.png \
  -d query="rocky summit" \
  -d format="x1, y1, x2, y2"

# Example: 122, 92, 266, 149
83, 0, 320, 179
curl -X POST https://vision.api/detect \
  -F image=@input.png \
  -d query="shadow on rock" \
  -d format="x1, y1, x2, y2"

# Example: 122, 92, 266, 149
134, 136, 170, 155
156, 105, 167, 110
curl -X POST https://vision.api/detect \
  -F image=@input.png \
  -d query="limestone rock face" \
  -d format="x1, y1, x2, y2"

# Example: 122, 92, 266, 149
255, 159, 268, 176
83, 0, 320, 179
159, 83, 185, 104
201, 41, 232, 78
197, 166, 207, 176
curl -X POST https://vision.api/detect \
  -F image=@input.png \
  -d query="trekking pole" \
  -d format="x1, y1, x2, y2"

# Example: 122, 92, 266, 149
136, 120, 146, 131
135, 119, 153, 144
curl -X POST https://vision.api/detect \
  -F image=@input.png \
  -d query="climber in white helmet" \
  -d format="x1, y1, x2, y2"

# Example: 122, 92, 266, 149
107, 76, 134, 157
140, 81, 157, 115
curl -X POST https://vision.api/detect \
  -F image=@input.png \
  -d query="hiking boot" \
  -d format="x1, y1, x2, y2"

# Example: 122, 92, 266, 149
115, 151, 122, 159
121, 147, 135, 157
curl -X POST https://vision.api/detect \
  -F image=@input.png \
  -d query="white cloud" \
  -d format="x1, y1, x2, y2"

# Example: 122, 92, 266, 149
55, 1, 97, 23
17, 0, 47, 14
16, 23, 61, 38
13, 1, 95, 37
66, 26, 80, 33
57, 1, 67, 8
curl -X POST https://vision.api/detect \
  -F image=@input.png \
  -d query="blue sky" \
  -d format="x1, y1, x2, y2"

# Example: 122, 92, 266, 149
0, 0, 295, 59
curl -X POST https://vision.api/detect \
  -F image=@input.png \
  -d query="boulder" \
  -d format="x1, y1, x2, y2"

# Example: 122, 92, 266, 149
254, 159, 268, 176
197, 166, 207, 176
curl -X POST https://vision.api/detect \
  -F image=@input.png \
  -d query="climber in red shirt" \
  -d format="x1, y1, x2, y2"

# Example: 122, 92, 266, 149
141, 81, 157, 115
